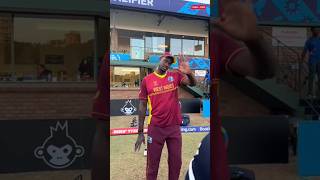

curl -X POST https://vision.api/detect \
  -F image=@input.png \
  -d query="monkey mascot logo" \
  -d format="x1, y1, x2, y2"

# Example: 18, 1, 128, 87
120, 100, 137, 115
34, 121, 84, 169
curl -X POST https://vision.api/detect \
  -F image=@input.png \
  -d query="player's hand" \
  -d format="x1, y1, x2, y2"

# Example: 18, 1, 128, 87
212, 0, 258, 42
134, 133, 145, 152
178, 54, 192, 75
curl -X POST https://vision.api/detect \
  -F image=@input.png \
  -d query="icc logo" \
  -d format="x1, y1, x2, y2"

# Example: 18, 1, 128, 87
120, 100, 137, 115
168, 76, 174, 82
34, 121, 84, 169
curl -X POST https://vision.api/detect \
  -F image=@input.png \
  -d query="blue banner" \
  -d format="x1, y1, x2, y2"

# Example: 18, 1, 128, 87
172, 57, 210, 70
110, 53, 131, 61
111, 0, 210, 17
188, 58, 210, 70
180, 126, 210, 133
253, 0, 320, 25
148, 55, 210, 70
112, 0, 320, 25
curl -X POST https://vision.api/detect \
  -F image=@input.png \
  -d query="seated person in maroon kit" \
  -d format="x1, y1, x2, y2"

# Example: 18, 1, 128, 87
91, 51, 108, 180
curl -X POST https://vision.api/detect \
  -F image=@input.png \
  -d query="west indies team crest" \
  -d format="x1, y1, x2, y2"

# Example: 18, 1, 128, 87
168, 76, 174, 82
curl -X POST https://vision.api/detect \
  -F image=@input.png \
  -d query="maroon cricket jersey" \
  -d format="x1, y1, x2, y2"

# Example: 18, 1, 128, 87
211, 30, 246, 75
210, 30, 246, 180
91, 53, 108, 120
139, 70, 185, 127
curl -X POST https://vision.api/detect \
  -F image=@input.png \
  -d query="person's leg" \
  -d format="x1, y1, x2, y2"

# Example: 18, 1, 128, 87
91, 119, 107, 180
308, 63, 316, 95
166, 125, 182, 180
146, 125, 165, 180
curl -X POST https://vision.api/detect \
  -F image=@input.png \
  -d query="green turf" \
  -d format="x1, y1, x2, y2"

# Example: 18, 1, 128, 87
110, 133, 207, 180
110, 114, 209, 180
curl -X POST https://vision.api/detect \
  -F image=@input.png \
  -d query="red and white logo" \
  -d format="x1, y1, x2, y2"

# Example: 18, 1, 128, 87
191, 4, 207, 10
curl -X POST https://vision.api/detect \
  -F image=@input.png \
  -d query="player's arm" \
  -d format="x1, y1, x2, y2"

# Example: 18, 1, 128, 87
229, 35, 275, 79
179, 55, 197, 86
134, 99, 147, 151
134, 99, 147, 152
137, 100, 147, 133
135, 79, 148, 152
212, 0, 275, 80
181, 73, 197, 87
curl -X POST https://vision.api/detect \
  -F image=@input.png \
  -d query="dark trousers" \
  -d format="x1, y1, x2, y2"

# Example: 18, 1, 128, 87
146, 124, 182, 180
308, 62, 320, 95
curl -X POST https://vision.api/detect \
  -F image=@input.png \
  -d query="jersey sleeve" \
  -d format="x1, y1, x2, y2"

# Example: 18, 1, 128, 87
139, 78, 148, 100
177, 71, 186, 86
211, 30, 247, 75
92, 53, 108, 120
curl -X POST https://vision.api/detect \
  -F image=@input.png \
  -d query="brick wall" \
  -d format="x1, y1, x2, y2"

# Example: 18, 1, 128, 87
0, 83, 96, 120
0, 79, 272, 120
110, 87, 194, 99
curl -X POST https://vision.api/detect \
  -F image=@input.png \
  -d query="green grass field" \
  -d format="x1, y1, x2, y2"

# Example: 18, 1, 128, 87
110, 114, 209, 180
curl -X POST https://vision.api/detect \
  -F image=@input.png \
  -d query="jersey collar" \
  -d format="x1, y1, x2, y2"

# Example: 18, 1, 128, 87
154, 71, 167, 78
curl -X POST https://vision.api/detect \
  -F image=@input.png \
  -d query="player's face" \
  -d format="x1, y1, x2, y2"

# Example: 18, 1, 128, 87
159, 57, 173, 73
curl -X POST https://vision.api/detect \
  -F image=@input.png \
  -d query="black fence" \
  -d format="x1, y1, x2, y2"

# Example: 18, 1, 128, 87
110, 98, 202, 116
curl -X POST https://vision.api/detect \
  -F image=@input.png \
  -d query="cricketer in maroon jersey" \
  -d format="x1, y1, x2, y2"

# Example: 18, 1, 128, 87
135, 52, 197, 180
139, 70, 185, 127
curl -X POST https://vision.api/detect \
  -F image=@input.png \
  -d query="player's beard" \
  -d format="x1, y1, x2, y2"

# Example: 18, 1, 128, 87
158, 65, 168, 74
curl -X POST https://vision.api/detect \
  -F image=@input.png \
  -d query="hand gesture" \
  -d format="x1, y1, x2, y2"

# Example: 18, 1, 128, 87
213, 0, 258, 42
178, 54, 192, 75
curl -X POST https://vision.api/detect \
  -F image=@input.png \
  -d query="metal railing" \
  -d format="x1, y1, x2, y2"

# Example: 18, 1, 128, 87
260, 29, 320, 116
260, 29, 301, 92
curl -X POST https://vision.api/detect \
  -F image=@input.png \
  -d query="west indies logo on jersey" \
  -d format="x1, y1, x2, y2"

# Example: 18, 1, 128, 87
168, 76, 174, 82
120, 100, 137, 115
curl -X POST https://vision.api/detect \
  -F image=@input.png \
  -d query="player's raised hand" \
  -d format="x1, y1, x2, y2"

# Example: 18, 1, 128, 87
212, 0, 258, 42
178, 54, 192, 75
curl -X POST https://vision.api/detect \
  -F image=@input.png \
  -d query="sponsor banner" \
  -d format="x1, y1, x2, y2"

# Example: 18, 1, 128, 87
272, 27, 307, 47
111, 0, 210, 17
110, 126, 210, 136
194, 70, 206, 77
112, 0, 320, 25
110, 128, 148, 135
181, 126, 210, 133
110, 99, 201, 116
